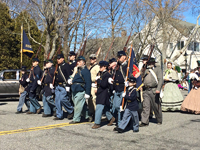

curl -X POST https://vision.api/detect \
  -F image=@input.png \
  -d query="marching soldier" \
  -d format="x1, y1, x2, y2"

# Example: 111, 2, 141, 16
41, 59, 56, 117
92, 61, 113, 129
16, 66, 30, 114
68, 51, 77, 73
108, 51, 127, 126
69, 56, 92, 124
108, 58, 117, 74
140, 57, 163, 127
88, 54, 100, 119
113, 76, 139, 133
26, 58, 42, 114
53, 54, 74, 120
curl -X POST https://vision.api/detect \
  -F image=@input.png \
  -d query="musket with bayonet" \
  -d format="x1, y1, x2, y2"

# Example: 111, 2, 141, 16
79, 31, 92, 56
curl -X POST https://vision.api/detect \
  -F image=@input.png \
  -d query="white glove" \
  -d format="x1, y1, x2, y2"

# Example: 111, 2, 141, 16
120, 106, 124, 112
26, 78, 30, 82
96, 76, 100, 80
37, 80, 41, 85
84, 94, 90, 99
124, 81, 129, 87
113, 90, 115, 94
122, 92, 126, 97
50, 83, 54, 89
68, 78, 72, 85
65, 86, 70, 92
91, 83, 97, 88
108, 78, 114, 84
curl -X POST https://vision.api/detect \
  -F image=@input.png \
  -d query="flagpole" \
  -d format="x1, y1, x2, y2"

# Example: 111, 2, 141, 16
21, 25, 23, 68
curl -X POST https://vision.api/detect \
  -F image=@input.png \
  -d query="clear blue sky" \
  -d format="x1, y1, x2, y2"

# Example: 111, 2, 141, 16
183, 10, 198, 24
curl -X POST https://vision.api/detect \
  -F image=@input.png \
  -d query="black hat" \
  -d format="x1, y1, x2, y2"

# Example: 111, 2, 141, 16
77, 56, 86, 62
57, 54, 64, 59
141, 55, 149, 60
99, 61, 109, 67
147, 57, 156, 63
21, 66, 27, 71
109, 58, 117, 64
46, 59, 53, 63
32, 58, 39, 62
128, 76, 136, 82
117, 51, 126, 57
69, 51, 76, 56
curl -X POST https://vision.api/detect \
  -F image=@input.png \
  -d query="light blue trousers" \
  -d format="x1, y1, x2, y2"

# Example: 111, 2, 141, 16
72, 91, 89, 122
118, 109, 139, 131
95, 104, 113, 125
42, 93, 56, 115
55, 85, 74, 119
17, 91, 30, 111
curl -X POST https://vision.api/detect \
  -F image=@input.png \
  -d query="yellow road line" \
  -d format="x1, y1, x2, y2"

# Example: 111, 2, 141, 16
0, 122, 91, 136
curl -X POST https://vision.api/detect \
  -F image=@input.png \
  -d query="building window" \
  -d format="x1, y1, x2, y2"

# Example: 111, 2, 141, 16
177, 41, 184, 50
169, 43, 173, 51
194, 42, 199, 52
188, 42, 193, 50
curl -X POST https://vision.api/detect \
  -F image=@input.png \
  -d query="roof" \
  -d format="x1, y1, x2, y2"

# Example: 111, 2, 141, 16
169, 18, 196, 37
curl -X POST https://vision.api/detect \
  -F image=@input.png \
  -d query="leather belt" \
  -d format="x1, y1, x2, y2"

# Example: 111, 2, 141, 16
115, 83, 124, 86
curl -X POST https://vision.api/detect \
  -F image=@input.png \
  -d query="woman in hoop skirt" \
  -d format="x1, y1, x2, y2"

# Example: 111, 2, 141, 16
161, 61, 183, 111
181, 71, 200, 114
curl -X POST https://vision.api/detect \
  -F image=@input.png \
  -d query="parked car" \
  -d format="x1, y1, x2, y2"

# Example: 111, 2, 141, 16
0, 69, 42, 100
0, 69, 20, 98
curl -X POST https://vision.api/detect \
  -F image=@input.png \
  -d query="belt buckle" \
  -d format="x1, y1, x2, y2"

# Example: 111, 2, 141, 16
45, 84, 48, 86
116, 83, 119, 85
59, 83, 62, 85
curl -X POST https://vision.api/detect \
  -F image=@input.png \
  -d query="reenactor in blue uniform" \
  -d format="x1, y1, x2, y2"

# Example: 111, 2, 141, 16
92, 61, 113, 129
68, 51, 77, 73
16, 66, 30, 114
69, 56, 92, 124
53, 54, 74, 120
140, 57, 163, 127
26, 58, 42, 114
108, 51, 127, 126
41, 59, 56, 117
108, 58, 117, 74
113, 76, 139, 133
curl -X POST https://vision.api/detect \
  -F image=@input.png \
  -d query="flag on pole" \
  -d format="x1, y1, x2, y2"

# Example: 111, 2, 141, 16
128, 48, 143, 90
22, 30, 34, 58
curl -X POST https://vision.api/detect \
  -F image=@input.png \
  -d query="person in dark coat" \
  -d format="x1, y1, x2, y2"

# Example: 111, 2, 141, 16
68, 51, 77, 73
113, 76, 139, 133
53, 53, 74, 120
69, 56, 92, 124
15, 66, 30, 114
41, 59, 56, 117
92, 61, 113, 129
107, 51, 128, 126
26, 58, 42, 114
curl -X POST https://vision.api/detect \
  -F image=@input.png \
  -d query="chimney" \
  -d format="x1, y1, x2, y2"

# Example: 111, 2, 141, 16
121, 30, 127, 37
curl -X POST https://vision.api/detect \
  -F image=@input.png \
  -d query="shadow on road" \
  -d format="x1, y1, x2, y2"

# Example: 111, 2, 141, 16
0, 103, 7, 106
191, 119, 200, 122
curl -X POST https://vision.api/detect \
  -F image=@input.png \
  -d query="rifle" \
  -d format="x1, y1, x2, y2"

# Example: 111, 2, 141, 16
141, 23, 160, 78
79, 31, 92, 56
123, 31, 132, 53
112, 31, 132, 80
121, 44, 133, 109
52, 42, 62, 60
104, 38, 115, 61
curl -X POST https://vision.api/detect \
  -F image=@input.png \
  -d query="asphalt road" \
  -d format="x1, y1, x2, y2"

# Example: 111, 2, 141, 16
0, 90, 200, 150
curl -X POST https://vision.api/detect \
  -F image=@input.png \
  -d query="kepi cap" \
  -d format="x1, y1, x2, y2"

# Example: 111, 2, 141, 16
99, 61, 109, 67
57, 54, 64, 59
109, 58, 117, 64
69, 51, 76, 56
117, 51, 126, 57
32, 58, 39, 62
